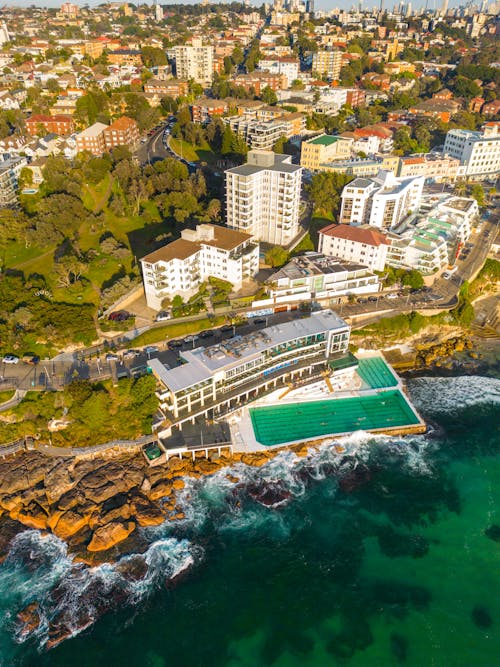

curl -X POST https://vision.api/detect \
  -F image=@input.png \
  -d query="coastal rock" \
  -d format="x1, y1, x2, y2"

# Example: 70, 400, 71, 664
87, 520, 136, 552
171, 479, 185, 490
17, 602, 42, 638
52, 510, 90, 540
115, 554, 148, 582
248, 482, 292, 508
133, 502, 165, 527
193, 459, 225, 475
148, 480, 173, 501
10, 502, 48, 531
240, 452, 273, 467
339, 465, 372, 493
44, 460, 77, 504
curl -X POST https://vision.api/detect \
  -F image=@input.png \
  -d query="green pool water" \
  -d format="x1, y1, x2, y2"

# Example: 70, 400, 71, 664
250, 390, 420, 446
356, 357, 399, 389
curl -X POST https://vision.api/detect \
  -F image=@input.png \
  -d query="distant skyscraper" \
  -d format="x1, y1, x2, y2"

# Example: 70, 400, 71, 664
306, 0, 314, 13
441, 0, 448, 14
154, 0, 163, 22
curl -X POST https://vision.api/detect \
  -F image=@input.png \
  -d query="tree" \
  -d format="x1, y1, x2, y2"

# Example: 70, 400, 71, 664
265, 247, 290, 268
470, 184, 485, 207
272, 135, 287, 153
261, 86, 277, 105
306, 172, 353, 216
141, 46, 167, 68
402, 270, 424, 290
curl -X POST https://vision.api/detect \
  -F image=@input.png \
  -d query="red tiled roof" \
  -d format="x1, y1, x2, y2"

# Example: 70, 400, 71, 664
319, 223, 389, 247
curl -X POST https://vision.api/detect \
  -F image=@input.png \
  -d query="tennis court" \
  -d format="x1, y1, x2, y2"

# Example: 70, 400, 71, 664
249, 390, 419, 446
356, 356, 399, 389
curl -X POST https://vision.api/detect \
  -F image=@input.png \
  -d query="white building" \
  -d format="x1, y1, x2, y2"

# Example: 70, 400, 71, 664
267, 252, 381, 301
140, 224, 259, 310
318, 223, 390, 272
443, 124, 500, 180
340, 170, 425, 230
0, 155, 26, 206
386, 196, 478, 274
149, 309, 351, 425
226, 150, 302, 246
258, 56, 300, 87
173, 38, 214, 86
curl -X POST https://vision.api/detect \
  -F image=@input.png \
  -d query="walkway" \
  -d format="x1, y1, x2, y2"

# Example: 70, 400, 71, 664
0, 389, 27, 413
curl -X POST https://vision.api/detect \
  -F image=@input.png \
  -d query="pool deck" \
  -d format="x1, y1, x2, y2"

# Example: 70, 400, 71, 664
228, 352, 426, 453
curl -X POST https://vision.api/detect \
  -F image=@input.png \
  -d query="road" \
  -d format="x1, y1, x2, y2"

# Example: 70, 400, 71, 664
136, 127, 171, 165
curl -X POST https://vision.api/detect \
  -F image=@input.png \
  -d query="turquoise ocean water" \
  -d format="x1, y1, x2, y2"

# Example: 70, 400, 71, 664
0, 374, 499, 667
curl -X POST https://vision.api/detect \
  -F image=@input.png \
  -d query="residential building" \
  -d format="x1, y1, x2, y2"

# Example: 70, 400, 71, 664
318, 223, 390, 272
226, 112, 306, 151
140, 224, 259, 310
482, 100, 500, 117
75, 122, 107, 155
316, 155, 399, 178
232, 71, 288, 95
174, 38, 214, 86
267, 252, 380, 302
397, 152, 461, 182
340, 170, 425, 229
25, 114, 74, 137
144, 79, 189, 97
300, 134, 353, 170
191, 98, 231, 124
258, 56, 300, 87
386, 196, 478, 274
312, 49, 343, 80
0, 156, 26, 206
149, 309, 351, 425
103, 116, 140, 149
225, 150, 302, 246
443, 124, 500, 179
108, 50, 142, 67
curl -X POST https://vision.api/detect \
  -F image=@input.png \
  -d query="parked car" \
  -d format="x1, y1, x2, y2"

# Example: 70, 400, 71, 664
2, 354, 19, 364
109, 310, 132, 322
183, 334, 199, 344
357, 298, 368, 304
368, 296, 378, 303
386, 293, 398, 300
253, 318, 267, 325
220, 324, 234, 333
123, 349, 141, 359
22, 354, 40, 365
155, 311, 171, 322
144, 345, 159, 355
106, 353, 120, 362
199, 330, 214, 338
429, 294, 442, 301
168, 339, 183, 350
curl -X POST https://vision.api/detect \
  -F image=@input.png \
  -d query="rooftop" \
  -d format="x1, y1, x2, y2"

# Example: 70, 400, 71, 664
150, 310, 349, 394
308, 134, 340, 146
319, 223, 389, 247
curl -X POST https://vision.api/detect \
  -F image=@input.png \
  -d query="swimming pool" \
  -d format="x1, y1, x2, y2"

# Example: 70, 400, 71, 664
356, 356, 399, 389
249, 390, 419, 447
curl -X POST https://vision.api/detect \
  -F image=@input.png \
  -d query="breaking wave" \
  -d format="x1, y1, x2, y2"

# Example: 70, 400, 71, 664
0, 381, 447, 660
407, 375, 500, 416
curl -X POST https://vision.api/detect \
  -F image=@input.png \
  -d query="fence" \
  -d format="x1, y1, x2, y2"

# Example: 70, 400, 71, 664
0, 433, 157, 459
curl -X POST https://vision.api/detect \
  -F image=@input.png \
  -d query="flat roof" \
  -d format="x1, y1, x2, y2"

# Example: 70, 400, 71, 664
153, 310, 349, 393
309, 134, 340, 146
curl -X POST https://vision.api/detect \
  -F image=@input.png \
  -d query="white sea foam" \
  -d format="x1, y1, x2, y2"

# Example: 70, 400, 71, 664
408, 375, 500, 415
0, 380, 450, 655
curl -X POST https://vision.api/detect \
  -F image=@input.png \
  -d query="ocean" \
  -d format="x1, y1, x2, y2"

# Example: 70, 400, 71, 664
0, 374, 499, 667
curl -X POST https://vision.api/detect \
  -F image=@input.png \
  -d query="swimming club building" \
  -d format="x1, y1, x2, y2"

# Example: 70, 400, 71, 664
149, 310, 351, 431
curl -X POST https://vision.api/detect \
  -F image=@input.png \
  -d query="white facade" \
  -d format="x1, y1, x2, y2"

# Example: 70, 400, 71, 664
141, 224, 259, 310
340, 170, 425, 230
174, 39, 214, 86
386, 196, 478, 274
268, 252, 381, 301
149, 310, 351, 424
443, 124, 500, 179
318, 223, 389, 272
258, 57, 299, 86
226, 150, 302, 246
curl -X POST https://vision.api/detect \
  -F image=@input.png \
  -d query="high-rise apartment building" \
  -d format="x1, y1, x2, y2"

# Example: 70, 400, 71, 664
174, 38, 214, 86
225, 150, 302, 246
443, 124, 500, 179
339, 170, 424, 230
312, 50, 342, 80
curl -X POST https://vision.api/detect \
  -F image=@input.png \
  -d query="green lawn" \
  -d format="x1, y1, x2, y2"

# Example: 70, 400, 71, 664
169, 138, 216, 164
81, 173, 113, 213
0, 390, 15, 404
